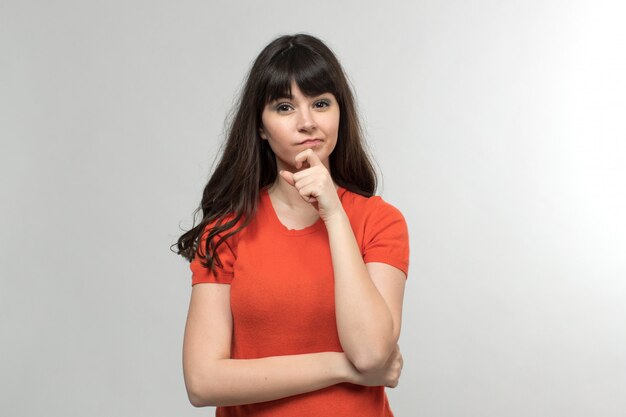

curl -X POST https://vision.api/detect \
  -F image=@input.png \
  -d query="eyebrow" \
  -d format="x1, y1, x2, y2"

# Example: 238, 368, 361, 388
272, 92, 332, 101
269, 92, 294, 101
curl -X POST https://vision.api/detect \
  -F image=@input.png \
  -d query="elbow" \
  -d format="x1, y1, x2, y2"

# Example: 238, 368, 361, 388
351, 356, 386, 374
184, 357, 234, 407
185, 375, 220, 407
188, 393, 210, 408
348, 332, 400, 373
186, 386, 213, 408
349, 346, 394, 373
187, 392, 212, 408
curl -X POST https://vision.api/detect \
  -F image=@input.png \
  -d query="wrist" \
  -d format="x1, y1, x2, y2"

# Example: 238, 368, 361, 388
332, 352, 358, 384
321, 205, 348, 226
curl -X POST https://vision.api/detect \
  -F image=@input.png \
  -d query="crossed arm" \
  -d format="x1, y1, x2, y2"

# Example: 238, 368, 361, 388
183, 273, 403, 407
183, 151, 407, 407
184, 283, 350, 407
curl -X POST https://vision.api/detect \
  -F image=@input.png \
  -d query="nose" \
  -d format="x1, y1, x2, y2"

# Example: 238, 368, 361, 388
297, 109, 317, 131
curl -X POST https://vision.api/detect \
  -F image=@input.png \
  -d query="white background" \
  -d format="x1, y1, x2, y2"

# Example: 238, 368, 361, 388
1, 1, 625, 416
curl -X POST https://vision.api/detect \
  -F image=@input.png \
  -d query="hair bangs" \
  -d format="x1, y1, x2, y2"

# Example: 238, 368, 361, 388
263, 46, 338, 104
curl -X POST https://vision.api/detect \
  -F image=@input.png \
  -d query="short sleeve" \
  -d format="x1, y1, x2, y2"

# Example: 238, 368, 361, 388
189, 227, 238, 286
362, 197, 410, 277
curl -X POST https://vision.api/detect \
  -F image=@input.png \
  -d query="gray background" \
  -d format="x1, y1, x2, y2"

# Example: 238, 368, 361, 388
2, 0, 625, 416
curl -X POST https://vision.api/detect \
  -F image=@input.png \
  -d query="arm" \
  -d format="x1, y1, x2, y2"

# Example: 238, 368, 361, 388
281, 149, 407, 372
183, 282, 400, 407
325, 213, 406, 372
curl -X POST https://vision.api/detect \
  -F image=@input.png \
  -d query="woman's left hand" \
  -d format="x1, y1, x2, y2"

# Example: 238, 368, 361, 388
279, 149, 343, 222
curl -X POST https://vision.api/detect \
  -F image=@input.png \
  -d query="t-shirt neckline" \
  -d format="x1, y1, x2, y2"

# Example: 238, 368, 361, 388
260, 187, 345, 236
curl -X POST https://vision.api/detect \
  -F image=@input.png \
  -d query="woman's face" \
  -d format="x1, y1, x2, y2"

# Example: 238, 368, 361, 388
260, 82, 340, 172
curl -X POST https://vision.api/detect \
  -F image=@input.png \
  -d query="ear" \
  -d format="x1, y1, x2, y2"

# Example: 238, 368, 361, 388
259, 127, 267, 140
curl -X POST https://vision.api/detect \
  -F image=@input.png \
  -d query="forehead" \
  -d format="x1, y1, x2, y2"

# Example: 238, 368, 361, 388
263, 65, 337, 103
270, 82, 333, 101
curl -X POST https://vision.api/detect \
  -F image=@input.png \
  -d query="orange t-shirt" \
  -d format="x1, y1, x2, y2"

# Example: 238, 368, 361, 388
190, 187, 409, 417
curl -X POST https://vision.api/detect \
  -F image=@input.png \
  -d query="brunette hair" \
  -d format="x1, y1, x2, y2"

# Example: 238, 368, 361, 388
175, 33, 377, 269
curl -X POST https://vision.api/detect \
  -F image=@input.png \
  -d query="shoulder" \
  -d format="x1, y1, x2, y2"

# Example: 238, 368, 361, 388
340, 188, 410, 276
196, 214, 244, 256
190, 214, 247, 285
339, 188, 406, 225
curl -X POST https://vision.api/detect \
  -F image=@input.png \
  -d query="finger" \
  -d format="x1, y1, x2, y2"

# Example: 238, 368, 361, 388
296, 184, 318, 203
292, 164, 329, 183
295, 148, 322, 168
291, 172, 320, 189
387, 380, 398, 389
297, 183, 323, 203
279, 170, 296, 187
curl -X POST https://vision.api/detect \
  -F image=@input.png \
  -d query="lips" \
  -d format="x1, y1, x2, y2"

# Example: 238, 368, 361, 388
299, 138, 322, 145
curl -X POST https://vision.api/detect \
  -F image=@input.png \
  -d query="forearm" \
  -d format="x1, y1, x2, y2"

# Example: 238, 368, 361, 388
324, 209, 397, 371
185, 351, 352, 407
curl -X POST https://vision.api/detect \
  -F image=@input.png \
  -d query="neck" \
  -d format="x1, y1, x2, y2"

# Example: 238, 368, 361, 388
268, 176, 316, 210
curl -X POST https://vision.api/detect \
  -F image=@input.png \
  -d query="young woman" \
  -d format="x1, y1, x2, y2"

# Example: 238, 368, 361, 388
176, 33, 409, 416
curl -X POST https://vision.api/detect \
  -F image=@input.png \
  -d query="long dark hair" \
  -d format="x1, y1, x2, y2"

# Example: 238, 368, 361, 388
176, 33, 377, 270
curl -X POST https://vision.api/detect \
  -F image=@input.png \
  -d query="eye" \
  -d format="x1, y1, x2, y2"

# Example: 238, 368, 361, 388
314, 99, 331, 109
275, 102, 294, 113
